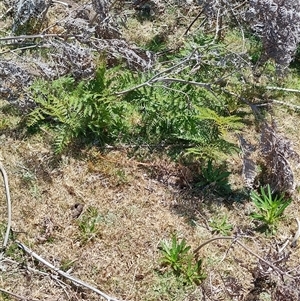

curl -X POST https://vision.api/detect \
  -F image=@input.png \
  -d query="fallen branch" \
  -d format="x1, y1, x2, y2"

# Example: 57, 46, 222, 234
115, 52, 198, 95
0, 163, 12, 251
269, 99, 300, 110
291, 218, 300, 247
234, 240, 289, 277
0, 287, 39, 301
16, 241, 123, 301
0, 44, 39, 55
115, 75, 212, 95
0, 33, 81, 42
193, 236, 295, 278
184, 8, 205, 35
193, 236, 234, 255
266, 86, 300, 94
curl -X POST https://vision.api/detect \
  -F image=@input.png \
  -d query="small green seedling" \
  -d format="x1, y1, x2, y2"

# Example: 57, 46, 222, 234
183, 257, 206, 285
209, 215, 233, 236
198, 159, 231, 194
78, 207, 102, 243
160, 235, 191, 275
159, 234, 206, 285
250, 184, 292, 233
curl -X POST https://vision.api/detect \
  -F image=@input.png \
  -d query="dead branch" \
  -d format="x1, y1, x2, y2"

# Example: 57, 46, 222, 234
234, 240, 290, 277
86, 38, 155, 71
0, 33, 82, 41
193, 236, 296, 278
266, 86, 300, 94
291, 218, 300, 248
16, 241, 124, 301
0, 163, 12, 252
266, 99, 300, 111
193, 236, 234, 256
238, 134, 257, 189
0, 287, 39, 301
184, 8, 204, 35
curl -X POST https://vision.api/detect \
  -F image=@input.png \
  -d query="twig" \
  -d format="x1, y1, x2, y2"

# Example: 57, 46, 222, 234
222, 88, 262, 117
278, 238, 290, 254
0, 6, 13, 20
193, 236, 294, 278
291, 218, 300, 247
193, 236, 234, 255
213, 8, 222, 42
52, 0, 72, 7
234, 240, 289, 277
34, 0, 53, 35
233, 0, 247, 10
184, 9, 204, 35
269, 99, 300, 110
0, 163, 12, 251
266, 86, 300, 93
225, 0, 246, 52
0, 34, 82, 42
0, 287, 39, 301
115, 75, 211, 95
0, 44, 39, 55
114, 52, 197, 95
160, 77, 211, 88
16, 241, 123, 301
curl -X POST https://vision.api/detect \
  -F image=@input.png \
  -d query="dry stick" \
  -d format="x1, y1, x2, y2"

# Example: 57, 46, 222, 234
0, 33, 82, 42
0, 163, 12, 251
269, 99, 300, 110
0, 44, 39, 55
217, 270, 233, 300
233, 0, 248, 10
41, 0, 90, 33
234, 240, 289, 277
0, 6, 13, 20
52, 0, 71, 7
193, 237, 294, 278
213, 8, 222, 42
115, 75, 222, 105
266, 86, 300, 93
184, 8, 204, 35
115, 76, 211, 96
225, 0, 246, 52
114, 52, 197, 95
193, 236, 234, 255
0, 287, 39, 301
16, 241, 123, 301
278, 238, 291, 254
291, 218, 300, 247
35, 0, 53, 35
160, 77, 211, 88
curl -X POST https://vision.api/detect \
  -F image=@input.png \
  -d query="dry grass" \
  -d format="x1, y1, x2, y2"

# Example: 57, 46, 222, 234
1, 112, 300, 301
1, 1, 300, 300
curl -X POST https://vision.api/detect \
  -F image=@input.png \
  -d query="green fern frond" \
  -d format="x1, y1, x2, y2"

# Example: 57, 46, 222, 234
53, 125, 74, 154
27, 108, 46, 127
196, 107, 243, 135
186, 139, 239, 160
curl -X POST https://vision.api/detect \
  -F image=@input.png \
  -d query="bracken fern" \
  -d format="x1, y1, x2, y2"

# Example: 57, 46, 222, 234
27, 64, 134, 153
